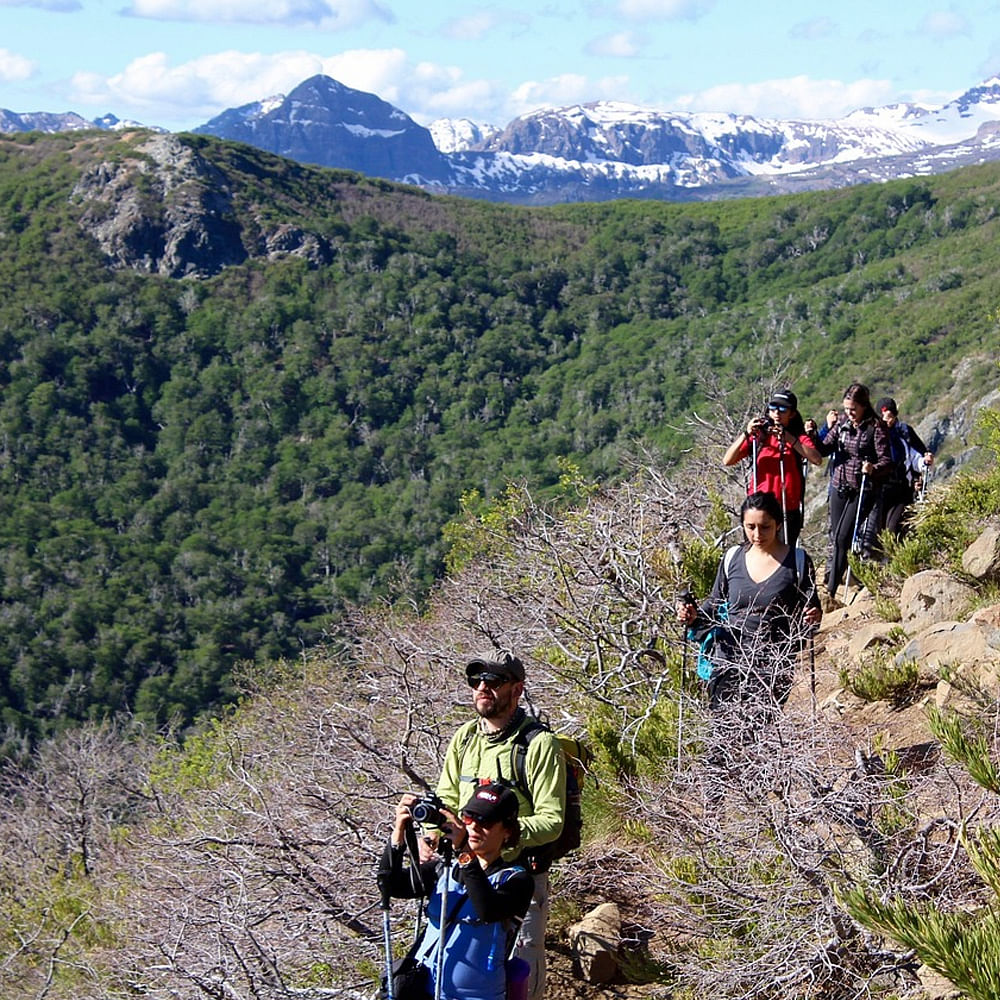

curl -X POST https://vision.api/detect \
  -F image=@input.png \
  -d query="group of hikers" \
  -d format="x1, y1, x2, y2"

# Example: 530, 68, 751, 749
721, 383, 933, 606
376, 382, 935, 1000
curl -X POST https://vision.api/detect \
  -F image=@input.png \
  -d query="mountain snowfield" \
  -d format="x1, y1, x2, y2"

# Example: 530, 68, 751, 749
433, 75, 1000, 179
6, 73, 1000, 202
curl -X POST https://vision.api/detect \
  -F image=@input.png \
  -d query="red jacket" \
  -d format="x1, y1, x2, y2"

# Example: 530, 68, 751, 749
733, 431, 811, 510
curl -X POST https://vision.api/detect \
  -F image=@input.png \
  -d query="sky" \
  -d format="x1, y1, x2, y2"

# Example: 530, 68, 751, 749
1, 0, 999, 133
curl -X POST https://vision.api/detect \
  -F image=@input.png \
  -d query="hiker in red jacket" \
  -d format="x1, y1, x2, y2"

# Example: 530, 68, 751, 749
723, 389, 822, 547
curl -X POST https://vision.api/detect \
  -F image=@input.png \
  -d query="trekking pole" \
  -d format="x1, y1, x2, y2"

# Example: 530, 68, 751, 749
750, 434, 759, 494
799, 457, 808, 550
434, 837, 455, 1000
809, 636, 817, 720
778, 430, 788, 544
378, 866, 396, 1000
843, 473, 867, 599
676, 588, 695, 771
677, 628, 687, 771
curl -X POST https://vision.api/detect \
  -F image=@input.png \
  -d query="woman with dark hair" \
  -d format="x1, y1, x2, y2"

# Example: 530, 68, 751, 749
677, 492, 822, 715
816, 383, 892, 603
723, 388, 822, 547
380, 783, 533, 1000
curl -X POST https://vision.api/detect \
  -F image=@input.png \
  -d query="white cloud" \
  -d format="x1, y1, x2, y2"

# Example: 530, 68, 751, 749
122, 0, 392, 29
71, 51, 333, 124
586, 31, 644, 57
672, 76, 898, 120
509, 73, 632, 116
617, 0, 712, 21
919, 8, 971, 38
0, 48, 37, 82
67, 48, 512, 130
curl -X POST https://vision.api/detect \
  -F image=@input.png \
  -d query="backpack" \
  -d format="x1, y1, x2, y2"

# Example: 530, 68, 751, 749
509, 719, 593, 869
693, 544, 809, 681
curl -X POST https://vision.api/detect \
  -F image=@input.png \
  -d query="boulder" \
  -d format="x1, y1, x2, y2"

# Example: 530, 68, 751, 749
847, 622, 901, 660
893, 615, 1000, 707
962, 524, 1000, 580
899, 571, 976, 630
567, 902, 620, 984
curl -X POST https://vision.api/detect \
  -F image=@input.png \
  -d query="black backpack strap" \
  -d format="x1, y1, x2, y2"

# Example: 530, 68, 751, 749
509, 718, 548, 806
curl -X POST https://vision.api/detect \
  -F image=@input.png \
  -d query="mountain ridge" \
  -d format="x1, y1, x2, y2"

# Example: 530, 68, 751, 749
7, 74, 1000, 203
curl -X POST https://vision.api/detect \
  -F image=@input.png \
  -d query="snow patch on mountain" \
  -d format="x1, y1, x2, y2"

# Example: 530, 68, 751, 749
428, 117, 500, 152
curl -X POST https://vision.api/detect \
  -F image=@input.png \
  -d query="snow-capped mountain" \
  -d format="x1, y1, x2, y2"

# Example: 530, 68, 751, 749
0, 109, 155, 134
431, 76, 1000, 202
6, 74, 1000, 203
193, 75, 452, 184
187, 74, 1000, 203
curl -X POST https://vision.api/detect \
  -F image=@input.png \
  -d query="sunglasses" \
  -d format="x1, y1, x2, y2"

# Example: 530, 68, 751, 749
769, 405, 790, 413
460, 811, 500, 828
467, 674, 512, 689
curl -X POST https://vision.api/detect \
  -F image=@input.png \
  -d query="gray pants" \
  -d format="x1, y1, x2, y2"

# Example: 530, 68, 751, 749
515, 872, 550, 1000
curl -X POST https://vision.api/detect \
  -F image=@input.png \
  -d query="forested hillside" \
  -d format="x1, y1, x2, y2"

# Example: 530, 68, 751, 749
0, 128, 998, 742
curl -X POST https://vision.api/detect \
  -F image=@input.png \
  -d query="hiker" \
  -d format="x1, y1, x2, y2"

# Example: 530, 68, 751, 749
816, 383, 892, 604
676, 491, 822, 718
809, 407, 847, 499
866, 397, 935, 549
723, 389, 822, 547
380, 782, 534, 1000
434, 654, 566, 1000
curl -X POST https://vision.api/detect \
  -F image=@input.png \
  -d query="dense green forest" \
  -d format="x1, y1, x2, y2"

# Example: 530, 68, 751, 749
0, 129, 997, 742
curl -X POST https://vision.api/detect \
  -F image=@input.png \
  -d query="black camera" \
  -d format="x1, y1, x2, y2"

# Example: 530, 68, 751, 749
411, 793, 447, 827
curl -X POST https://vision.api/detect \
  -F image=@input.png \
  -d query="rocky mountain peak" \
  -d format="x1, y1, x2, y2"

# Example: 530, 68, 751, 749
194, 73, 451, 182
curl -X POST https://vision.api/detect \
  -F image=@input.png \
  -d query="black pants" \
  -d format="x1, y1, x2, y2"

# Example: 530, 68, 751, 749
826, 485, 876, 599
879, 482, 915, 543
780, 507, 803, 549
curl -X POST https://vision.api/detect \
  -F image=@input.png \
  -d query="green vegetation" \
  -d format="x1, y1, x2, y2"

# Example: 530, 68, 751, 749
844, 705, 1000, 1000
0, 378, 998, 1000
2, 128, 1000, 741
838, 655, 922, 707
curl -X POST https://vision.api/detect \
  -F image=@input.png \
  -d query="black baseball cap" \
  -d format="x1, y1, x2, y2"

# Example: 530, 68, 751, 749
461, 782, 519, 824
768, 389, 797, 410
465, 652, 525, 684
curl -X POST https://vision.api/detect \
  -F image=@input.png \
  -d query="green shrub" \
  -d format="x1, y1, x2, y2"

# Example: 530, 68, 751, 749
839, 656, 924, 707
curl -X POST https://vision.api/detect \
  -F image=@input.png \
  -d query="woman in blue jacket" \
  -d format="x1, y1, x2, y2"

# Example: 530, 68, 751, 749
381, 783, 534, 1000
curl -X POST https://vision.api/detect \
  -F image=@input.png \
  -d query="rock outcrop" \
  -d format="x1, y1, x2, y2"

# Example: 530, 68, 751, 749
71, 134, 333, 277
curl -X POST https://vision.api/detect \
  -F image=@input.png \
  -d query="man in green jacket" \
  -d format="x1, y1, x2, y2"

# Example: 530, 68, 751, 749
435, 652, 567, 1000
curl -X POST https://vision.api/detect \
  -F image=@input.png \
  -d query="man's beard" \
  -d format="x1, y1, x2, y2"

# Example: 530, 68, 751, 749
475, 687, 514, 720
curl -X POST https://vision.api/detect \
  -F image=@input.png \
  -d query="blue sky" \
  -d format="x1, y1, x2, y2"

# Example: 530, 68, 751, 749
0, 0, 997, 132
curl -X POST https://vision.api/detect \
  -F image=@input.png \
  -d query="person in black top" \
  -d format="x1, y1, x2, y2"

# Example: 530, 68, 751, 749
867, 397, 935, 548
677, 491, 822, 715
816, 383, 892, 602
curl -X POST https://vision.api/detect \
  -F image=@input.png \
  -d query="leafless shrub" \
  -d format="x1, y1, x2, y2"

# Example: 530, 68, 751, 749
0, 453, 993, 1000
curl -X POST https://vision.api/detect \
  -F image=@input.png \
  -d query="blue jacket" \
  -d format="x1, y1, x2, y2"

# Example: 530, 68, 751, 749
415, 861, 530, 1000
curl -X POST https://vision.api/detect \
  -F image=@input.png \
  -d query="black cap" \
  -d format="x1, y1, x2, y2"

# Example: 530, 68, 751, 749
465, 652, 525, 684
876, 397, 897, 415
461, 782, 519, 824
768, 389, 797, 410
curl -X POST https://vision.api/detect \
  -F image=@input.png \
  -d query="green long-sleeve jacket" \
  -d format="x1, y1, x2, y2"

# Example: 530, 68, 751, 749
435, 708, 567, 862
